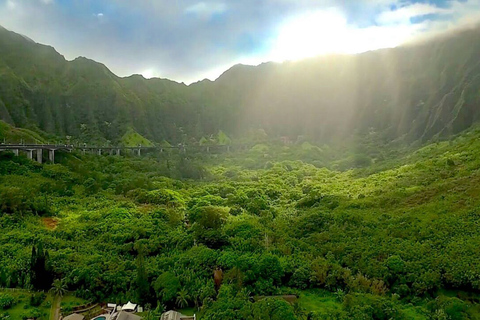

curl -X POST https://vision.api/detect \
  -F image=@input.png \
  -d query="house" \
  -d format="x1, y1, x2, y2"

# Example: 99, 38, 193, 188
116, 311, 142, 320
161, 310, 195, 320
62, 314, 85, 320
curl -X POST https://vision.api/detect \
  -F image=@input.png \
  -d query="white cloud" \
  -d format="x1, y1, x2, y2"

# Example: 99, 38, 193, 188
269, 8, 430, 62
377, 3, 452, 25
185, 2, 227, 20
0, 0, 479, 83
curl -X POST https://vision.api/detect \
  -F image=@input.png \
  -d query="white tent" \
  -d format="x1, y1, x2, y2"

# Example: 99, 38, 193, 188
121, 301, 137, 312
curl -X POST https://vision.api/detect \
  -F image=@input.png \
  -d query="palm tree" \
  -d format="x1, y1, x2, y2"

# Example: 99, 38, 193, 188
176, 288, 189, 308
50, 279, 67, 297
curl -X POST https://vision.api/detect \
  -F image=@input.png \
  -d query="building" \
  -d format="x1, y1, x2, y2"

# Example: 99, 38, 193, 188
116, 311, 142, 320
62, 314, 85, 320
161, 310, 195, 320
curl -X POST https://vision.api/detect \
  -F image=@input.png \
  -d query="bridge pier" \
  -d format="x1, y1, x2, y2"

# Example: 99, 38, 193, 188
117, 149, 121, 156
48, 149, 55, 163
36, 149, 42, 164
98, 149, 102, 156
26, 149, 33, 160
13, 149, 19, 156
137, 149, 141, 156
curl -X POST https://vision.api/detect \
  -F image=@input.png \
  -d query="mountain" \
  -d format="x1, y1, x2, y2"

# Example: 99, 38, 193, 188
0, 25, 480, 145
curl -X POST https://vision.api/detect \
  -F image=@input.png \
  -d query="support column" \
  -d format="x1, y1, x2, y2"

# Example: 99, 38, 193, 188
117, 149, 121, 156
26, 149, 33, 160
13, 149, 19, 156
137, 149, 141, 156
36, 149, 42, 164
98, 149, 102, 156
48, 149, 55, 163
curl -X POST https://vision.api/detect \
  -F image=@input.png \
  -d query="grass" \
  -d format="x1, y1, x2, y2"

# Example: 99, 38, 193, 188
297, 289, 342, 315
0, 120, 46, 144
0, 289, 54, 320
178, 307, 197, 316
60, 294, 87, 309
120, 127, 154, 147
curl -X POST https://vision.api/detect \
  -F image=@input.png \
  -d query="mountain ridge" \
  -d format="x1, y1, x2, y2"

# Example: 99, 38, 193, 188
0, 25, 480, 146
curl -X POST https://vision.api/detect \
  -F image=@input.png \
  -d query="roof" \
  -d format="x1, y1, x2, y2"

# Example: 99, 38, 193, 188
121, 301, 137, 311
63, 314, 85, 320
116, 311, 142, 320
161, 310, 194, 320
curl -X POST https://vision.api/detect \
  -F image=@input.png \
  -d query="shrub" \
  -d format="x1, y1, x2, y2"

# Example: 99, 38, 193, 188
0, 293, 15, 309
29, 292, 46, 307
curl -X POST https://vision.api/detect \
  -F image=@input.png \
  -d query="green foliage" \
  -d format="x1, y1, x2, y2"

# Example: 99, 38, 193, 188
120, 127, 154, 147
3, 124, 480, 318
138, 189, 185, 208
217, 130, 232, 145
154, 272, 181, 305
29, 292, 46, 307
50, 279, 67, 297
0, 293, 15, 309
190, 206, 229, 248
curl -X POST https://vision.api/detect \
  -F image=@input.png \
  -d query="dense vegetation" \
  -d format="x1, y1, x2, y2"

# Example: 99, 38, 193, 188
1, 125, 480, 319
1, 25, 480, 146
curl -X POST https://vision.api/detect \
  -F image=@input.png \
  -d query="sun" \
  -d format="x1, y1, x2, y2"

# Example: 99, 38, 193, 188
270, 9, 415, 62
271, 10, 354, 61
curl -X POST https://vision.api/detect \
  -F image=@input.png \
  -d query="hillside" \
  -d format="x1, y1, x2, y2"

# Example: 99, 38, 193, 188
2, 125, 480, 319
0, 26, 480, 146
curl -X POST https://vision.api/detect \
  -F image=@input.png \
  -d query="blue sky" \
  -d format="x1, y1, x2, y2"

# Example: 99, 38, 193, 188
0, 0, 479, 83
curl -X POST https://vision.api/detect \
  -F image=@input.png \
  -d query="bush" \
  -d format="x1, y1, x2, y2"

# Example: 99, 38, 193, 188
0, 293, 15, 309
29, 292, 46, 307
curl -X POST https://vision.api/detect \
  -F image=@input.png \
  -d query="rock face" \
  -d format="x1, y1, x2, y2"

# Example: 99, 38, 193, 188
1, 25, 480, 144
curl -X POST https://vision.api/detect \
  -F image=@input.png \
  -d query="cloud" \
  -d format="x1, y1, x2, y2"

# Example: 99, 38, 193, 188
376, 2, 452, 25
0, 0, 478, 83
185, 2, 227, 20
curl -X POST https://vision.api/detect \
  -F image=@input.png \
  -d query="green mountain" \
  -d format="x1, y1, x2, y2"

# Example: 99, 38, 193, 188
1, 25, 480, 145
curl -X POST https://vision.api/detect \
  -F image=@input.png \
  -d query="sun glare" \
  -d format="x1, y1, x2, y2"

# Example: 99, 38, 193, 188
271, 10, 421, 62
141, 69, 156, 79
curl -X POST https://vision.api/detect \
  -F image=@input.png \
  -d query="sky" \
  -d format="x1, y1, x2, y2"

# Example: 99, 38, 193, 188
0, 0, 479, 83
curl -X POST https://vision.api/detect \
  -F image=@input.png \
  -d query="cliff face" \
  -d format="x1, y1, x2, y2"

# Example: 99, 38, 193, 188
1, 25, 480, 144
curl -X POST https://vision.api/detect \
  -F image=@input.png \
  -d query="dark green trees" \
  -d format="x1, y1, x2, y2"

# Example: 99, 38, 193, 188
30, 243, 53, 291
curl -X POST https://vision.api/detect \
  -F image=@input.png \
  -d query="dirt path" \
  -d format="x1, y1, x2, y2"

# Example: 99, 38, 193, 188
51, 295, 61, 320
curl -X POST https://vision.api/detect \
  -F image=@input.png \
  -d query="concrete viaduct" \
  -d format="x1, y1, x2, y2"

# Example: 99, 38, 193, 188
0, 144, 241, 163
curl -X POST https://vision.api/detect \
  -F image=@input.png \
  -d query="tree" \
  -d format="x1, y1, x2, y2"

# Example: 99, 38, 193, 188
176, 288, 189, 308
190, 206, 229, 248
154, 272, 181, 305
136, 251, 150, 305
30, 243, 53, 291
50, 279, 67, 297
